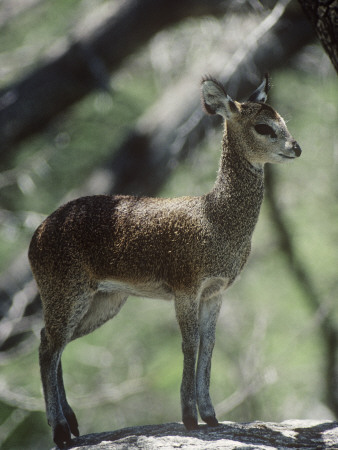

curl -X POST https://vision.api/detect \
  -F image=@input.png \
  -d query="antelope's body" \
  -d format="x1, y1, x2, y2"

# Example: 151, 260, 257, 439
28, 75, 301, 447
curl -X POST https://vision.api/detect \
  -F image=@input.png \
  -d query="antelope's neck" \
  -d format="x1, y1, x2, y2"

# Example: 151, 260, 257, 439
205, 128, 264, 239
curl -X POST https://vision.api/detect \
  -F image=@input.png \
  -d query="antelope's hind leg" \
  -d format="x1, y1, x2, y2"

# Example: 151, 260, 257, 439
71, 291, 128, 341
41, 289, 128, 447
39, 327, 68, 448
58, 291, 127, 442
40, 330, 77, 448
39, 290, 93, 448
57, 361, 79, 438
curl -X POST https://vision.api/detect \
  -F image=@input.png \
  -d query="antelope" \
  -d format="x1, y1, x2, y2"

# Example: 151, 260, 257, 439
28, 74, 301, 447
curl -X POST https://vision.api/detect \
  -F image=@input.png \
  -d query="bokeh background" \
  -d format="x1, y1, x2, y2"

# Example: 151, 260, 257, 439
0, 0, 337, 448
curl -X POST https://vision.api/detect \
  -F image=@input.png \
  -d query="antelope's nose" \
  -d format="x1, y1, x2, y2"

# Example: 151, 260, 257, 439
292, 141, 301, 157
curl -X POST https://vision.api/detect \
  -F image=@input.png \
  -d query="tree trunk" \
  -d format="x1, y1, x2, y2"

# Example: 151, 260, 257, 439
298, 0, 338, 72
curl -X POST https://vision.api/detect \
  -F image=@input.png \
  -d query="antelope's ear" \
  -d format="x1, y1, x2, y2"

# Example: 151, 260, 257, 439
248, 73, 270, 103
201, 76, 239, 119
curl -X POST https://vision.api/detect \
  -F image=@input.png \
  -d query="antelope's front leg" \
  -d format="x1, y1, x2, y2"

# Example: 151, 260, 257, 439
196, 295, 222, 426
175, 295, 200, 430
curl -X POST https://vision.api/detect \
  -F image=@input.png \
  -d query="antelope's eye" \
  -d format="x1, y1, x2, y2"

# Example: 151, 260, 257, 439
254, 124, 277, 138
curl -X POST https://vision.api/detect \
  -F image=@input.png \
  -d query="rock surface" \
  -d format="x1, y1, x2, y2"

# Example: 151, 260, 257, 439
55, 420, 338, 449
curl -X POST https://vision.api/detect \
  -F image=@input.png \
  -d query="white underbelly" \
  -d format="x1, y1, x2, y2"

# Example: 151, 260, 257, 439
97, 275, 230, 302
97, 279, 175, 301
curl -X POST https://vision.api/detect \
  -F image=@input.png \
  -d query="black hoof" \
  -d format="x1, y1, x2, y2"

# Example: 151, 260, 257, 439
183, 416, 199, 430
205, 416, 219, 427
66, 411, 79, 437
53, 422, 72, 448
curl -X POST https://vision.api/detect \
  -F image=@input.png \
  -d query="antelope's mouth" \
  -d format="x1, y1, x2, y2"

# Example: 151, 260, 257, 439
278, 153, 296, 160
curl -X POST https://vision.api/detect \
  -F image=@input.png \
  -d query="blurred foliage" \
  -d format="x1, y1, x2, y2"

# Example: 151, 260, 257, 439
0, 1, 337, 449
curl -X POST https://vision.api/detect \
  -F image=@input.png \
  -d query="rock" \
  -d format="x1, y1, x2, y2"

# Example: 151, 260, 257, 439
55, 420, 338, 449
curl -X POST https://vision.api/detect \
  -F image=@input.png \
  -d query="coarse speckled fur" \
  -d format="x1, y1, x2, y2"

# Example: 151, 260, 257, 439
28, 74, 301, 448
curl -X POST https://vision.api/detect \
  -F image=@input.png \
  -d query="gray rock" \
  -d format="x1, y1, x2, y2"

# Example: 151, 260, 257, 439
54, 420, 338, 449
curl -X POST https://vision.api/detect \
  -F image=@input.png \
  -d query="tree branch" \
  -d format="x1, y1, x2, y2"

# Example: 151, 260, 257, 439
0, 0, 231, 162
